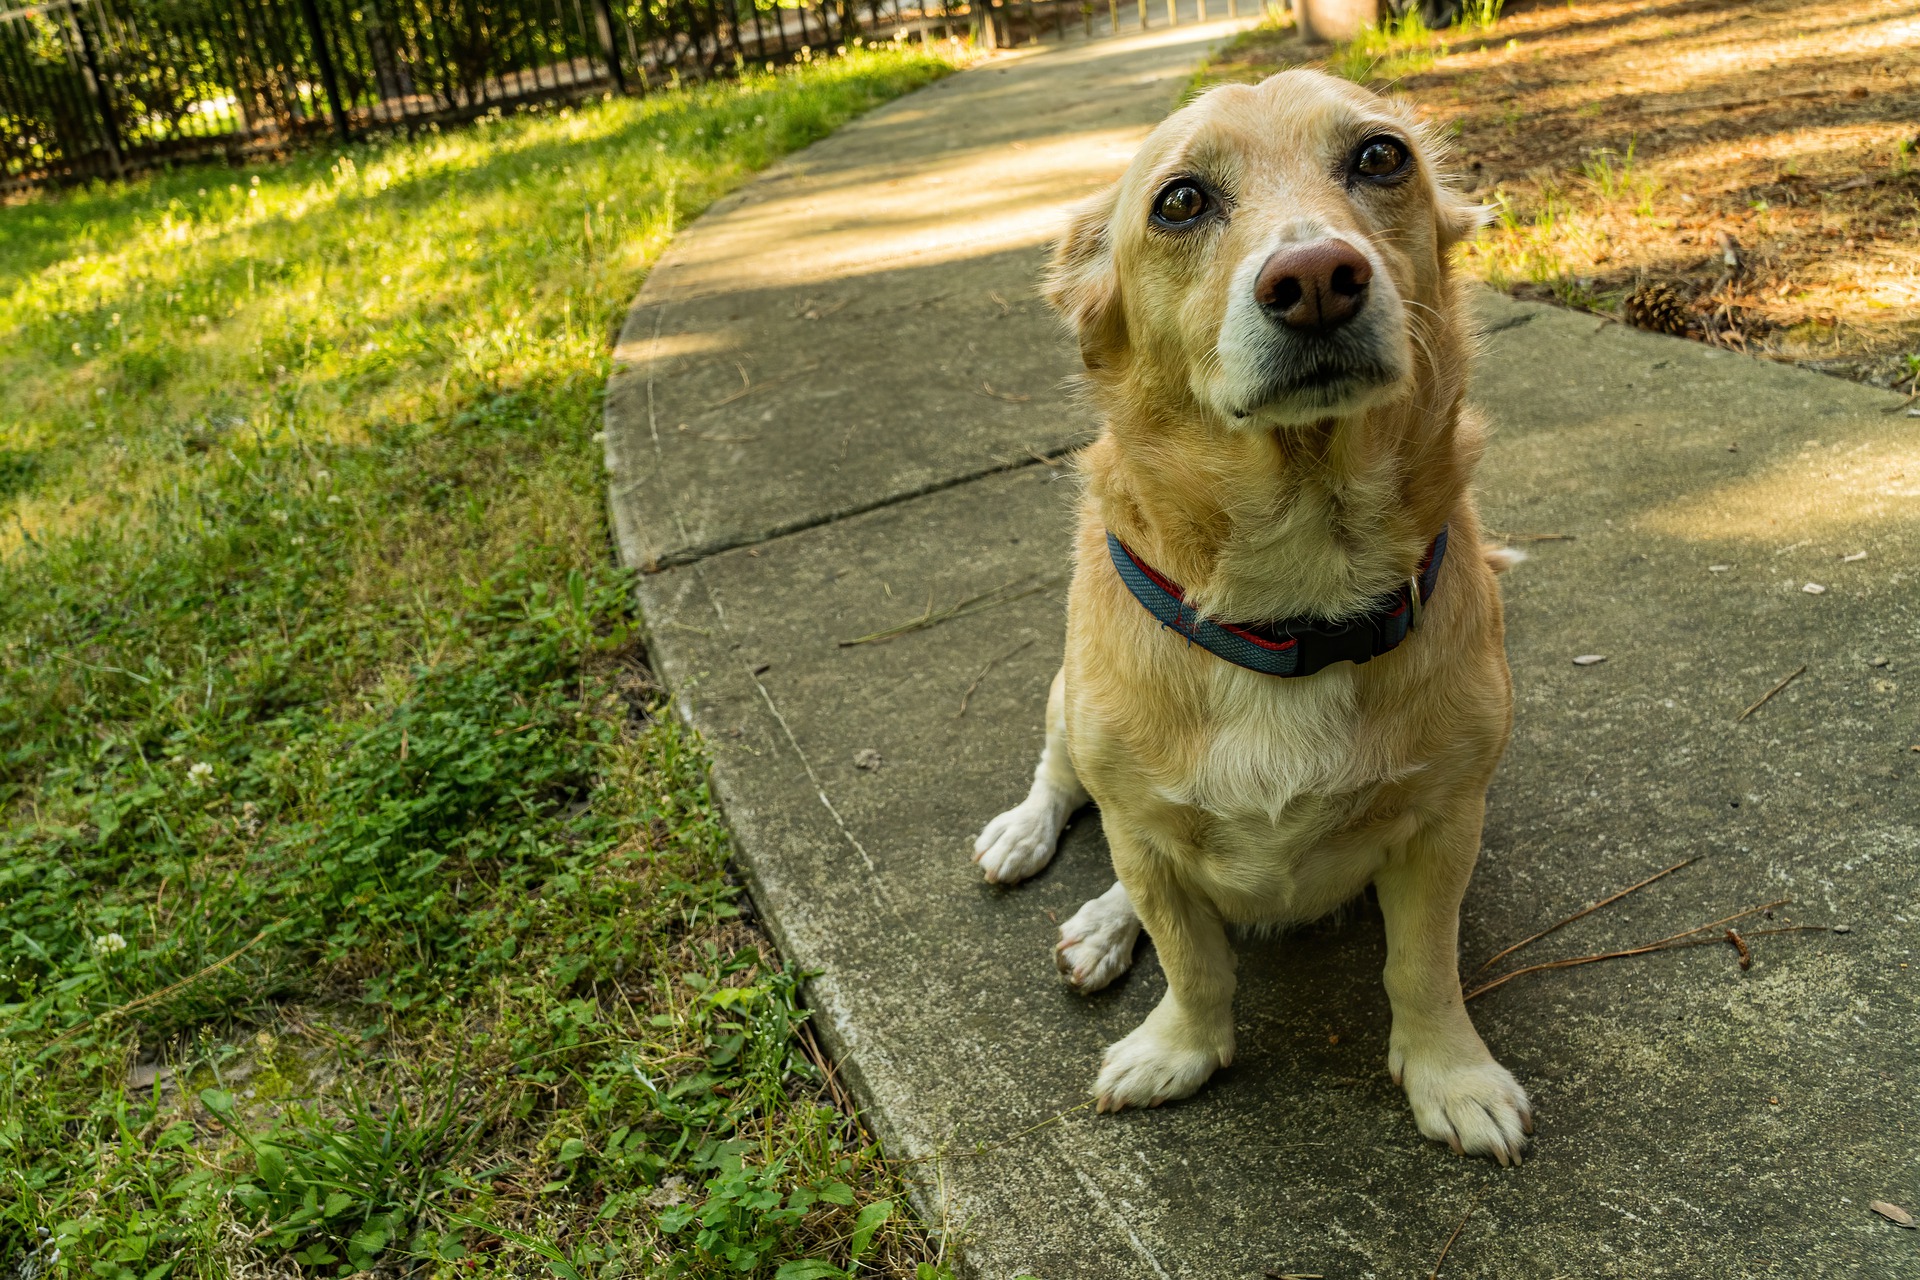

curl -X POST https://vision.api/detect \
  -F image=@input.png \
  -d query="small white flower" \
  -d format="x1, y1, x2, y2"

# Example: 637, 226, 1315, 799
327, 494, 342, 504
187, 761, 215, 787
270, 509, 290, 523
92, 932, 127, 956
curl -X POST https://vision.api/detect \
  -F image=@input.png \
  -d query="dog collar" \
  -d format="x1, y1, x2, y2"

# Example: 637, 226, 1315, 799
1106, 526, 1448, 678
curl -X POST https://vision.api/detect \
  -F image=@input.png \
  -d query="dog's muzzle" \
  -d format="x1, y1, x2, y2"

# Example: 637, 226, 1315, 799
1220, 236, 1405, 420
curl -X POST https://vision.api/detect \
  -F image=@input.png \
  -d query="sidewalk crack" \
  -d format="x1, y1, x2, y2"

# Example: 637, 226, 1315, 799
643, 439, 1088, 574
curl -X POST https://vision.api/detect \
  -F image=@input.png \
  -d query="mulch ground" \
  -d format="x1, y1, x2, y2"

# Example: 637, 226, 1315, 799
1205, 0, 1920, 391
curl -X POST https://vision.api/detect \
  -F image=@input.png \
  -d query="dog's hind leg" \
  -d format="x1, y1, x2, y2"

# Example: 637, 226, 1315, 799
974, 667, 1089, 884
1055, 879, 1141, 992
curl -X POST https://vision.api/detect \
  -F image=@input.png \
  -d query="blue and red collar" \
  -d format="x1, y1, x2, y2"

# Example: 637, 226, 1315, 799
1106, 526, 1448, 678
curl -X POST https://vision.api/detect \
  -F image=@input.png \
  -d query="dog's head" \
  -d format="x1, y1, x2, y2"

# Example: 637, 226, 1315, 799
1046, 70, 1483, 429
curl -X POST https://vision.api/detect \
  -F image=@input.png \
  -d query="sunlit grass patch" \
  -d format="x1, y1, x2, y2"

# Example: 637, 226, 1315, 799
1330, 11, 1444, 85
0, 44, 960, 1280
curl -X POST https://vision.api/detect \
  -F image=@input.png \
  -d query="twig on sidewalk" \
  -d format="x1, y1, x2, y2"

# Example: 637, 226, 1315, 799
706, 362, 817, 409
956, 639, 1035, 717
1471, 856, 1697, 977
1428, 1196, 1479, 1279
1737, 664, 1806, 722
1464, 898, 1793, 1000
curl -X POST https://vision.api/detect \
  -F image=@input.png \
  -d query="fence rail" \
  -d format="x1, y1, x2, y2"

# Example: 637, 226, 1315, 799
0, 0, 1265, 188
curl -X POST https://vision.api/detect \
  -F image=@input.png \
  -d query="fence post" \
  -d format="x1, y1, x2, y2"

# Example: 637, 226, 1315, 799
68, 3, 124, 179
591, 0, 628, 91
972, 0, 996, 48
293, 0, 350, 140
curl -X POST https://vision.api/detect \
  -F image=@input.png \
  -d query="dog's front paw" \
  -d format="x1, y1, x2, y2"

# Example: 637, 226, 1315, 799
973, 799, 1065, 884
1394, 1052, 1533, 1166
1055, 883, 1140, 992
1093, 1017, 1230, 1113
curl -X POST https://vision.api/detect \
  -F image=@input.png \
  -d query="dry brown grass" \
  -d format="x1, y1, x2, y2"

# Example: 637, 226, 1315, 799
1204, 0, 1920, 388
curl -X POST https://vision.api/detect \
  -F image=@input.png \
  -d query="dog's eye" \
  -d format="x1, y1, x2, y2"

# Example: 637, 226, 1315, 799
1152, 182, 1209, 228
1352, 137, 1411, 183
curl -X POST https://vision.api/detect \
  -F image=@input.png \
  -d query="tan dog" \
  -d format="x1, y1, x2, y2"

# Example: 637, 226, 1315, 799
972, 69, 1532, 1164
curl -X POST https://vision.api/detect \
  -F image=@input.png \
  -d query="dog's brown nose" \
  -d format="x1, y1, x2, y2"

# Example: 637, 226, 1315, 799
1254, 240, 1373, 334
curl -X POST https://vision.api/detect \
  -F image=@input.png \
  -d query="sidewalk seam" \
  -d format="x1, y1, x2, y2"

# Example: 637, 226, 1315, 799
636, 440, 1089, 573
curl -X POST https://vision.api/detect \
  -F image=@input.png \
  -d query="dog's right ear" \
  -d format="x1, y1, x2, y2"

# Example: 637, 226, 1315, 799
1042, 187, 1126, 371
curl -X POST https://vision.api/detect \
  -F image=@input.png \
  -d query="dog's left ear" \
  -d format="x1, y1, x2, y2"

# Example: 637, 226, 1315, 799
1437, 188, 1495, 249
1043, 186, 1127, 371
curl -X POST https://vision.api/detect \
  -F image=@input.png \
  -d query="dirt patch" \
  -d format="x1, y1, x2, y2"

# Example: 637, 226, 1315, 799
1203, 0, 1920, 391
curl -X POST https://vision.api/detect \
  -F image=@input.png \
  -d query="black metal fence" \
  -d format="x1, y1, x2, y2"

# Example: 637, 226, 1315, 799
0, 0, 1270, 189
0, 0, 936, 188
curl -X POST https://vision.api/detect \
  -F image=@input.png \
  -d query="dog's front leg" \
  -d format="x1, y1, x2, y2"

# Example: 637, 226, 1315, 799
1375, 801, 1533, 1165
1093, 839, 1235, 1112
974, 667, 1089, 884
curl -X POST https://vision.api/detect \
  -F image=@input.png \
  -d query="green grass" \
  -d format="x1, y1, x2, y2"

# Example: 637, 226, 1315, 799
1329, 10, 1447, 85
0, 44, 959, 1280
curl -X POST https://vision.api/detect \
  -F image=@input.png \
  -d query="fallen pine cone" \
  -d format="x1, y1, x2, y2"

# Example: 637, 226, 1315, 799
1623, 281, 1692, 335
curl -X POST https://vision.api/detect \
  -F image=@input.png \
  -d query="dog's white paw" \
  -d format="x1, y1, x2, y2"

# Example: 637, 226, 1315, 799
1394, 1053, 1533, 1166
973, 798, 1066, 884
1093, 1016, 1230, 1113
1055, 883, 1140, 992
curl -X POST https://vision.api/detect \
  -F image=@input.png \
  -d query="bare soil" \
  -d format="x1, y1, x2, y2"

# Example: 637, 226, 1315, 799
1205, 0, 1920, 390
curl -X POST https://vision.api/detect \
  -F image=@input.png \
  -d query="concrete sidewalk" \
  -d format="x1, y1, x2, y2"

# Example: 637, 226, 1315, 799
605, 30, 1920, 1280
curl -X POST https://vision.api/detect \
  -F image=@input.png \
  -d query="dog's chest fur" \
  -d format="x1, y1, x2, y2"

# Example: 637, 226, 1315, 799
1073, 652, 1413, 927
